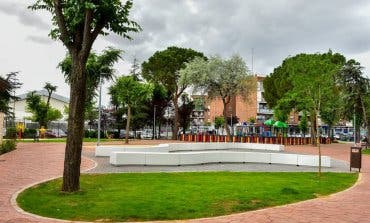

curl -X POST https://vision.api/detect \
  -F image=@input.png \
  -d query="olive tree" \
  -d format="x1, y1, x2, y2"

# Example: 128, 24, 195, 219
180, 55, 256, 138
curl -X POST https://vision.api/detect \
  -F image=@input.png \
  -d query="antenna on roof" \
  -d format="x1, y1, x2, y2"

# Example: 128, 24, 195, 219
251, 48, 254, 75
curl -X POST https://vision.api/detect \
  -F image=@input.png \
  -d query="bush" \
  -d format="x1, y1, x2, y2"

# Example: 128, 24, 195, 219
23, 128, 37, 138
84, 130, 106, 138
5, 127, 17, 139
0, 140, 17, 155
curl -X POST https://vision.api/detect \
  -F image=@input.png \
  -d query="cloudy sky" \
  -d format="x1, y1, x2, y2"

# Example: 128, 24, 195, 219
1, 0, 370, 105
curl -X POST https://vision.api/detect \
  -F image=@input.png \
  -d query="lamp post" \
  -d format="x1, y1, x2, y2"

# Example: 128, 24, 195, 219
97, 77, 102, 146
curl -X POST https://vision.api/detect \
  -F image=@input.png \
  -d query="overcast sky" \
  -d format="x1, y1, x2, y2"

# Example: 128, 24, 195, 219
1, 0, 370, 105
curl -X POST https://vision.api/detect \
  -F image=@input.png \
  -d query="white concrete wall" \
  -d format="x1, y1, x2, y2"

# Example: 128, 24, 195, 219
110, 151, 331, 167
96, 143, 283, 157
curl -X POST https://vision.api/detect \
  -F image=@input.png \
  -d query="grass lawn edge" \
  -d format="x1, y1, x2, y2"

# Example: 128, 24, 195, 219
14, 172, 359, 222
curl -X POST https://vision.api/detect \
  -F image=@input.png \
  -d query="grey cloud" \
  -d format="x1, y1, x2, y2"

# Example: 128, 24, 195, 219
100, 0, 370, 74
0, 1, 50, 31
26, 35, 53, 45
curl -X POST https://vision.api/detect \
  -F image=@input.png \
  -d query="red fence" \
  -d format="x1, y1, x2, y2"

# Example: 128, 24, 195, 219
179, 134, 331, 146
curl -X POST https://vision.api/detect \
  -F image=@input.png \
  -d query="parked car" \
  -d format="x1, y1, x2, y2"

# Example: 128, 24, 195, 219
45, 129, 67, 138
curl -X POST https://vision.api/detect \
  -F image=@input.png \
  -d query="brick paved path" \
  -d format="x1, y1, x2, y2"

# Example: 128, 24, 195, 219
0, 143, 95, 223
1, 142, 369, 223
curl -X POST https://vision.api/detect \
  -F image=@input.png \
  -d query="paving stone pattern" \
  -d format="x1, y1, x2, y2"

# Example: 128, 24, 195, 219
0, 141, 369, 223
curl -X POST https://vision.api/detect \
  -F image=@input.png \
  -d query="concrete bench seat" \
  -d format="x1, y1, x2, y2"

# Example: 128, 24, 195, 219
109, 150, 331, 167
96, 142, 283, 157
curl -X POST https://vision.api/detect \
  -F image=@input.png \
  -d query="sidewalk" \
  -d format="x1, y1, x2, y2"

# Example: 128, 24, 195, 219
0, 142, 369, 223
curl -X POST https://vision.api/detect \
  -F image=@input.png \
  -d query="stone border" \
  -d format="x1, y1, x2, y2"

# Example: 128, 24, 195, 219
9, 151, 361, 223
10, 155, 98, 223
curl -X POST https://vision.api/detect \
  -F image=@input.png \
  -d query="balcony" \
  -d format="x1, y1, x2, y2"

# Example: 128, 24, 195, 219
258, 108, 273, 114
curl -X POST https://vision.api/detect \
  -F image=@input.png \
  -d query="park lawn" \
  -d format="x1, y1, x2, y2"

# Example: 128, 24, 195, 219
363, 149, 370, 155
17, 172, 357, 222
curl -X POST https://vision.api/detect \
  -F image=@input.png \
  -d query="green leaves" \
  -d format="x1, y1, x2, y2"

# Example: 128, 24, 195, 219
25, 91, 62, 127
142, 46, 206, 95
109, 76, 152, 109
29, 0, 140, 47
265, 51, 346, 123
181, 54, 256, 102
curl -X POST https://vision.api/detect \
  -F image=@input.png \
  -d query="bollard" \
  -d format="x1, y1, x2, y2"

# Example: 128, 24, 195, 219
350, 146, 362, 172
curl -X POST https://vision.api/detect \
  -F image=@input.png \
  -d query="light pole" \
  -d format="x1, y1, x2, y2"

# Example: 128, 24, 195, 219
97, 77, 102, 146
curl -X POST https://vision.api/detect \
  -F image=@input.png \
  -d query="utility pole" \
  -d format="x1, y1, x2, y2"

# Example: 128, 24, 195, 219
251, 48, 254, 75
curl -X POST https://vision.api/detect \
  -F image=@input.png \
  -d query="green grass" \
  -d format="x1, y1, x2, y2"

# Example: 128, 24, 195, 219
17, 172, 357, 222
363, 149, 370, 155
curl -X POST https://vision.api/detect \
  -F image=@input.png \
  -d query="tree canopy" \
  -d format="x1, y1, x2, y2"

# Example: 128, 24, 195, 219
109, 76, 152, 143
180, 54, 256, 138
142, 46, 206, 139
337, 59, 369, 141
0, 72, 22, 114
26, 91, 62, 128
263, 51, 346, 135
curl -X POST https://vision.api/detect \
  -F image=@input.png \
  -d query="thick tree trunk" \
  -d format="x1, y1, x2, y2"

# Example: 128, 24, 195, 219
62, 55, 88, 192
125, 106, 131, 144
172, 96, 179, 140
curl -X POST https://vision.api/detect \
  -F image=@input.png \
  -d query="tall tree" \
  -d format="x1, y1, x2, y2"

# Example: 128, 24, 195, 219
142, 46, 206, 139
44, 82, 57, 108
0, 72, 22, 114
178, 94, 195, 135
264, 51, 345, 145
180, 55, 256, 138
29, 0, 140, 192
0, 72, 22, 142
271, 52, 345, 175
26, 91, 63, 127
109, 76, 152, 144
144, 83, 171, 139
337, 59, 369, 142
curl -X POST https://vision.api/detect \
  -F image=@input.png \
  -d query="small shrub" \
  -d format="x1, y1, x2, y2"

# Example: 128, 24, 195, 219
0, 140, 17, 155
5, 127, 17, 139
23, 128, 37, 138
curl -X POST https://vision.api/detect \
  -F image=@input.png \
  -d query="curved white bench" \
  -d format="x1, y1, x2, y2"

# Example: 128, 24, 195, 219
95, 143, 284, 157
109, 151, 331, 167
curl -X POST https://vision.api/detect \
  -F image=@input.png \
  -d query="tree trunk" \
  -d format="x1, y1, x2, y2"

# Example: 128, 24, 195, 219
222, 100, 231, 139
310, 114, 317, 146
172, 95, 179, 140
125, 105, 131, 144
62, 55, 88, 192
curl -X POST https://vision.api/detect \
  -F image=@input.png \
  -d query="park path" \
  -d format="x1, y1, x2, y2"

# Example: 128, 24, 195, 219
0, 143, 95, 223
0, 142, 369, 223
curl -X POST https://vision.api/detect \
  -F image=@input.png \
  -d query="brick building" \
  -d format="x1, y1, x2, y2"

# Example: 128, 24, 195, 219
194, 75, 274, 126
